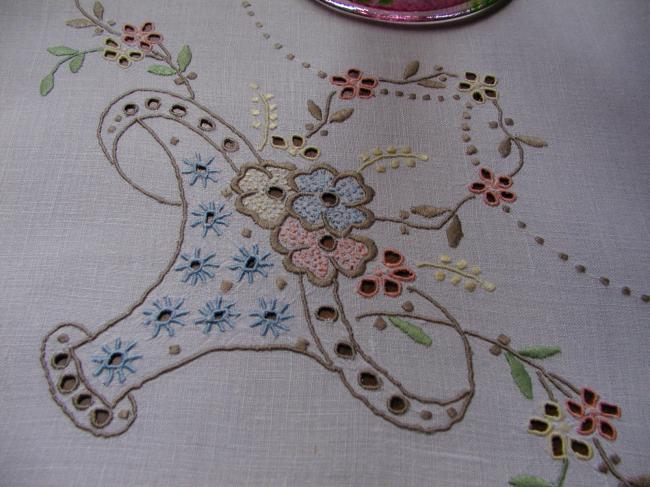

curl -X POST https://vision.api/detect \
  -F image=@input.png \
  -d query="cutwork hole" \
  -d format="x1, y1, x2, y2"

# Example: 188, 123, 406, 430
529, 419, 548, 433
90, 408, 112, 428
600, 403, 620, 416
472, 91, 484, 103
465, 72, 478, 81
267, 186, 285, 201
320, 191, 339, 207
315, 306, 338, 322
291, 135, 304, 148
484, 75, 497, 85
190, 260, 201, 270
302, 147, 319, 159
73, 393, 93, 410
387, 395, 409, 415
331, 75, 347, 84
108, 352, 123, 366
358, 88, 372, 97
360, 278, 377, 295
341, 86, 355, 99
544, 403, 560, 418
384, 250, 402, 266
551, 434, 564, 457
347, 69, 361, 79
485, 192, 498, 205
245, 256, 257, 269
570, 439, 590, 457
170, 104, 187, 118
318, 235, 337, 252
145, 97, 161, 110
263, 311, 277, 321
205, 212, 215, 224
358, 371, 381, 390
157, 310, 172, 322
198, 117, 215, 131
583, 389, 597, 406
393, 268, 414, 280
384, 280, 399, 294
123, 103, 139, 116
334, 342, 355, 359
57, 374, 79, 394
51, 352, 71, 369
213, 310, 226, 320
484, 89, 497, 99
271, 136, 287, 149
222, 138, 239, 152
600, 421, 614, 437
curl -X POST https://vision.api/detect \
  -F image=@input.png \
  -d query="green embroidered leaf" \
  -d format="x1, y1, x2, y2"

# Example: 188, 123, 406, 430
47, 46, 78, 56
93, 1, 105, 19
177, 45, 192, 72
505, 352, 533, 399
518, 346, 561, 359
147, 64, 177, 76
508, 475, 554, 487
40, 74, 54, 96
65, 18, 95, 28
387, 317, 432, 347
69, 53, 85, 73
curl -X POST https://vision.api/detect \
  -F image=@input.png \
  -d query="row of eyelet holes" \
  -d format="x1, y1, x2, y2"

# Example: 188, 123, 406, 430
120, 98, 217, 133
314, 305, 410, 416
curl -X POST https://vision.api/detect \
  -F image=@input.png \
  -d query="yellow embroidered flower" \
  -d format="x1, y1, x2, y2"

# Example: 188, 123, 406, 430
231, 161, 296, 229
527, 400, 593, 461
457, 72, 498, 104
102, 37, 144, 69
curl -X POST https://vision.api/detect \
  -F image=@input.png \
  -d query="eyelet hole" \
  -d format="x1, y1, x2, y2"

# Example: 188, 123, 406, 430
51, 352, 71, 369
170, 104, 187, 117
267, 186, 285, 201
315, 306, 338, 322
387, 395, 409, 415
73, 393, 93, 410
320, 191, 339, 208
90, 408, 112, 428
145, 97, 161, 110
198, 117, 215, 131
358, 371, 381, 390
334, 341, 355, 359
123, 103, 138, 116
57, 374, 79, 394
222, 138, 239, 152
318, 235, 337, 252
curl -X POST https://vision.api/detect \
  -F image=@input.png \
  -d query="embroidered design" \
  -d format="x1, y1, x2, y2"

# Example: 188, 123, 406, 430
249, 82, 278, 150
330, 68, 378, 99
102, 37, 143, 68
249, 298, 293, 337
142, 297, 188, 337
270, 134, 320, 161
358, 146, 428, 173
228, 244, 273, 284
456, 72, 498, 104
468, 167, 516, 207
417, 255, 496, 293
566, 388, 621, 441
190, 202, 231, 237
357, 248, 416, 298
195, 297, 240, 334
175, 248, 218, 285
181, 153, 220, 187
122, 21, 163, 52
92, 338, 142, 386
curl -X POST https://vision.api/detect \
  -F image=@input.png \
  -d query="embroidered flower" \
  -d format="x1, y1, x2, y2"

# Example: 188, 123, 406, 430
271, 216, 376, 287
468, 167, 516, 207
191, 201, 231, 237
287, 164, 374, 236
250, 298, 293, 338
91, 338, 142, 386
122, 21, 163, 52
231, 162, 296, 229
357, 248, 416, 298
142, 297, 188, 338
527, 400, 593, 461
456, 72, 498, 104
182, 153, 220, 187
330, 68, 379, 100
228, 244, 273, 284
102, 37, 143, 69
565, 388, 621, 441
195, 297, 240, 334
175, 248, 218, 285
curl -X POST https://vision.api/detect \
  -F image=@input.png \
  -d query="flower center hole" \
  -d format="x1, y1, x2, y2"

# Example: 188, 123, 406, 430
384, 280, 399, 294
360, 279, 377, 295
320, 191, 339, 207
108, 353, 124, 366
267, 186, 285, 200
52, 352, 70, 369
205, 212, 215, 224
315, 306, 338, 321
263, 311, 277, 321
190, 260, 201, 270
245, 257, 257, 269
157, 310, 172, 322
212, 310, 226, 320
195, 164, 206, 173
384, 250, 402, 265
318, 235, 337, 251
359, 371, 380, 389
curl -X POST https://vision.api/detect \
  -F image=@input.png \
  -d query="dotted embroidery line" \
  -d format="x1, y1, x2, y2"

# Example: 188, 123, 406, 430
501, 205, 649, 304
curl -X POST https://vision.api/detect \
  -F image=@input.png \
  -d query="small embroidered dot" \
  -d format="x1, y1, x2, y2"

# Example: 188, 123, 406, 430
439, 76, 447, 82
622, 286, 631, 296
241, 0, 251, 6
408, 93, 416, 100
187, 72, 198, 80
114, 115, 122, 122
107, 126, 116, 133
286, 53, 295, 60
399, 210, 410, 220
599, 277, 610, 286
170, 137, 179, 145
437, 95, 444, 102
517, 221, 527, 229
465, 145, 478, 155
464, 281, 477, 292
471, 158, 480, 166
220, 280, 234, 293
374, 317, 387, 330
489, 344, 502, 356
395, 91, 404, 97
534, 236, 545, 245
400, 224, 409, 235
610, 454, 621, 465
305, 123, 315, 131
320, 130, 329, 136
276, 277, 287, 290
302, 62, 310, 69
462, 134, 471, 142
273, 43, 282, 49
450, 275, 461, 286
558, 252, 569, 261
463, 112, 471, 120
502, 205, 511, 213
446, 407, 457, 418
174, 77, 184, 86
497, 334, 511, 345
317, 71, 327, 79
456, 259, 468, 270
390, 159, 400, 169
380, 88, 389, 95
241, 228, 252, 238
641, 294, 650, 303
434, 271, 445, 281
597, 463, 609, 474
57, 334, 69, 343
461, 123, 471, 131
376, 164, 386, 173
221, 187, 233, 198
465, 102, 473, 109
169, 344, 181, 355
440, 255, 452, 264
262, 33, 270, 39
575, 264, 587, 273
406, 159, 416, 168
255, 21, 263, 28
295, 338, 310, 351
117, 410, 130, 420
422, 94, 431, 101
434, 65, 443, 71
420, 410, 433, 420
504, 117, 514, 126
488, 121, 498, 129
402, 301, 414, 312
247, 10, 255, 16
453, 94, 461, 100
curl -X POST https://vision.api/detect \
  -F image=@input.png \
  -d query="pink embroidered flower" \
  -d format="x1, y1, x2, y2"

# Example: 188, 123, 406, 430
357, 248, 416, 298
565, 388, 621, 441
468, 167, 516, 207
330, 68, 379, 100
122, 22, 163, 52
271, 216, 377, 287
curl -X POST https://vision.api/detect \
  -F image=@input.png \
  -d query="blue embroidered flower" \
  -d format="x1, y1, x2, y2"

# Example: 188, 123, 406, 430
175, 248, 218, 285
288, 164, 374, 236
142, 297, 189, 338
195, 297, 240, 334
181, 153, 220, 187
91, 338, 142, 386
250, 298, 293, 337
191, 201, 232, 237
228, 244, 273, 284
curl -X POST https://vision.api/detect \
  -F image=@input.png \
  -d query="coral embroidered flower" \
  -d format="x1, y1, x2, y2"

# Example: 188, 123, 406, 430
250, 298, 293, 338
468, 167, 516, 207
357, 248, 416, 298
272, 216, 377, 287
232, 162, 296, 229
456, 72, 498, 104
527, 400, 593, 461
102, 37, 144, 69
330, 68, 379, 100
565, 388, 621, 441
288, 163, 374, 236
91, 338, 142, 387
122, 22, 163, 52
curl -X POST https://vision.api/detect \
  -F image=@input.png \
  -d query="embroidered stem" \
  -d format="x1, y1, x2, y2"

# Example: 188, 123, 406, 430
251, 84, 273, 150
48, 47, 102, 77
358, 152, 429, 173
305, 91, 336, 139
493, 100, 525, 178
416, 261, 493, 290
155, 44, 195, 99
556, 458, 569, 487
593, 439, 633, 487
536, 370, 556, 402
376, 195, 475, 230
74, 0, 120, 35
378, 72, 457, 85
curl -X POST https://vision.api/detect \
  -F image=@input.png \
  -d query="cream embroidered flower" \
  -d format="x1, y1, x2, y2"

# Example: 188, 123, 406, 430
457, 72, 498, 104
231, 161, 296, 229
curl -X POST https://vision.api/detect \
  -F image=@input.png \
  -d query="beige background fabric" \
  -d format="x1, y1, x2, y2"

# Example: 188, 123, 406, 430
0, 0, 648, 486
